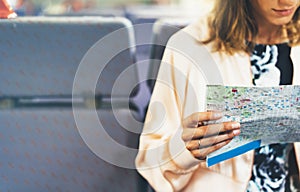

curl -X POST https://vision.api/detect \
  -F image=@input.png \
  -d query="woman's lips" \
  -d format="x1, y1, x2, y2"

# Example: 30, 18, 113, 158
272, 7, 295, 16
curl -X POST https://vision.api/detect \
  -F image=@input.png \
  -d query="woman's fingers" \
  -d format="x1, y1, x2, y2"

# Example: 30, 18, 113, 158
182, 111, 241, 160
191, 139, 232, 160
182, 121, 240, 141
185, 129, 240, 151
182, 111, 223, 128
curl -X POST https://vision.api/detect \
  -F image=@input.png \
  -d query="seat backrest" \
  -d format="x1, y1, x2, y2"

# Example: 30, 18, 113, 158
147, 18, 193, 93
0, 16, 137, 97
124, 5, 197, 62
0, 16, 145, 192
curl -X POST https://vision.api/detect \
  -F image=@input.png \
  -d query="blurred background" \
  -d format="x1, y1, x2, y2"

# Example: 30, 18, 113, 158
5, 0, 213, 16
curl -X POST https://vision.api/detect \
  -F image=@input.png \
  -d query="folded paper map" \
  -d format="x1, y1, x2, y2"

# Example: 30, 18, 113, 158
205, 85, 300, 167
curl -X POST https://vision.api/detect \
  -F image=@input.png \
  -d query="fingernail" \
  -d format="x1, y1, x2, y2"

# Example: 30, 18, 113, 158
232, 123, 240, 129
233, 129, 240, 136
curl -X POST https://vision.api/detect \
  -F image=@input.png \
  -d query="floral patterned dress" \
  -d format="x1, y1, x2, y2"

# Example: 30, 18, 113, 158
246, 43, 300, 191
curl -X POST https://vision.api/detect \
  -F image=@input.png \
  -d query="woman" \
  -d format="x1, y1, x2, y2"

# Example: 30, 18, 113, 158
136, 0, 300, 191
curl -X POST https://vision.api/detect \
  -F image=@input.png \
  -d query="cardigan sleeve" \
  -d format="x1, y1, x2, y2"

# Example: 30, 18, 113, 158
135, 42, 209, 191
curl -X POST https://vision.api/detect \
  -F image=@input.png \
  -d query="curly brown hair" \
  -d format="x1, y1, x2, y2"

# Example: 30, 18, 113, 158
202, 0, 300, 55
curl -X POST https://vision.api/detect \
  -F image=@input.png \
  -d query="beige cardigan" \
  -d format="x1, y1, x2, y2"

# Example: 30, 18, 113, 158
135, 17, 300, 192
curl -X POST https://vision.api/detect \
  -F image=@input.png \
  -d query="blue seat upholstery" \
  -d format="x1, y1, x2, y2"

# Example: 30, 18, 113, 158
0, 16, 145, 192
0, 16, 137, 97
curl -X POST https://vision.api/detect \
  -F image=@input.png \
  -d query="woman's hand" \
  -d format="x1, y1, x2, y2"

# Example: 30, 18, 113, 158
182, 111, 240, 160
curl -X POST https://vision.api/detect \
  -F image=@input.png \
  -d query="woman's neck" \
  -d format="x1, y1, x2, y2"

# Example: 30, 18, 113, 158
254, 23, 287, 45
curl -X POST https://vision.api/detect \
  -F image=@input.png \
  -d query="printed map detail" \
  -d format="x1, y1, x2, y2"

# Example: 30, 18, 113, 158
205, 85, 300, 167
